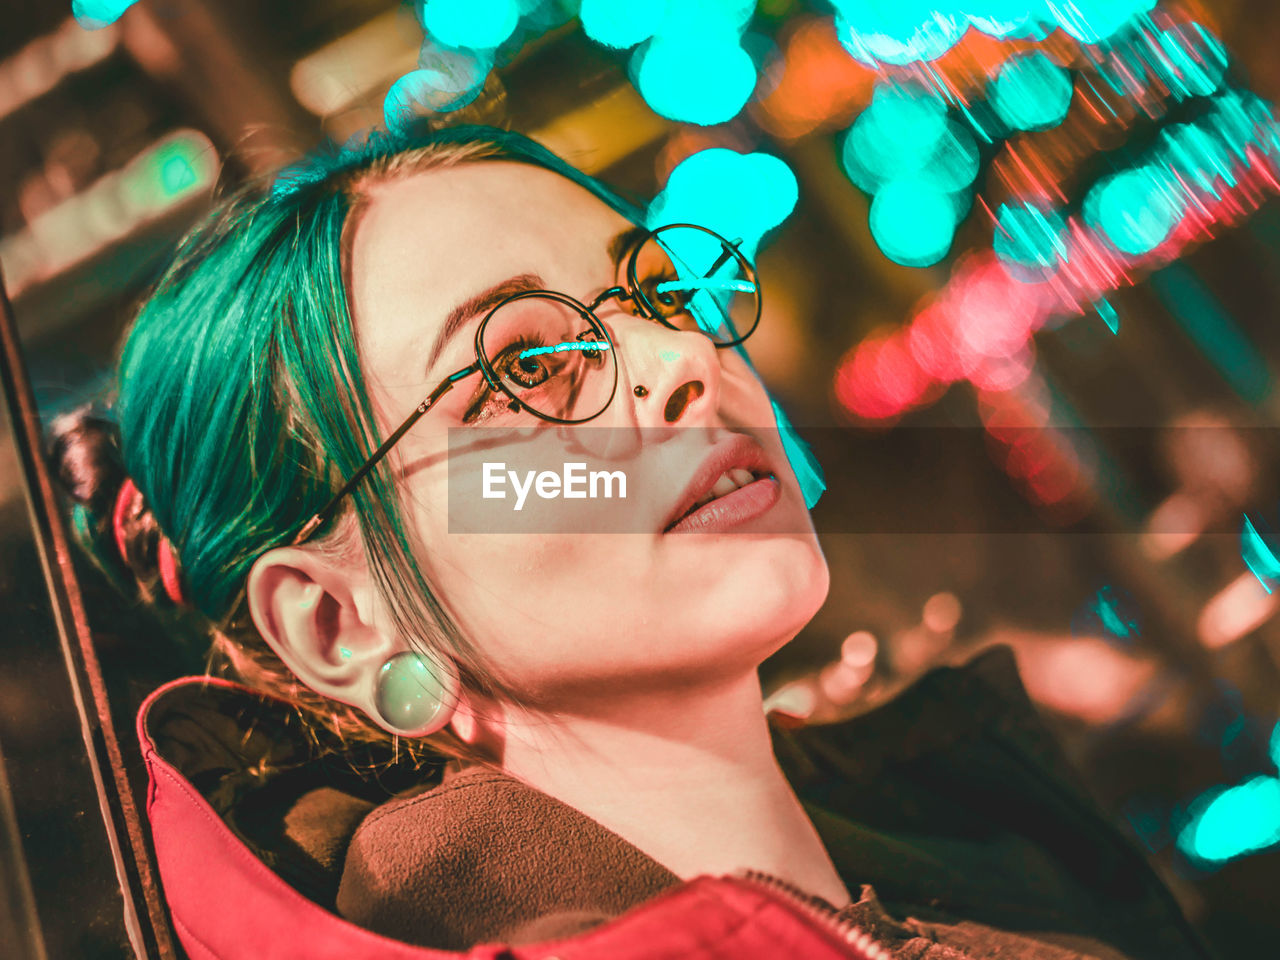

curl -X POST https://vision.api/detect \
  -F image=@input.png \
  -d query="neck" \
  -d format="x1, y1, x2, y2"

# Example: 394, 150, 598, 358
473, 669, 851, 908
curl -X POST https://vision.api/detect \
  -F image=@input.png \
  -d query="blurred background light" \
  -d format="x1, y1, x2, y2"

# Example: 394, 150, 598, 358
863, 81, 949, 157
1159, 122, 1237, 198
1242, 516, 1280, 594
991, 52, 1074, 132
579, 0, 668, 49
1085, 167, 1183, 256
384, 41, 494, 131
634, 35, 757, 125
1177, 776, 1280, 863
421, 0, 520, 51
926, 120, 980, 192
661, 0, 759, 37
71, 0, 137, 29
1045, 0, 1157, 44
995, 201, 1070, 271
966, 1, 1051, 40
1153, 22, 1228, 99
648, 147, 797, 256
830, 1, 965, 66
869, 178, 957, 267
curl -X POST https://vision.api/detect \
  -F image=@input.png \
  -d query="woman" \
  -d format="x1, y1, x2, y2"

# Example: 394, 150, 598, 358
51, 126, 1212, 960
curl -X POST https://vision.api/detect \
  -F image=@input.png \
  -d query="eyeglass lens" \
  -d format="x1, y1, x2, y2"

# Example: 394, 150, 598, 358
477, 226, 759, 422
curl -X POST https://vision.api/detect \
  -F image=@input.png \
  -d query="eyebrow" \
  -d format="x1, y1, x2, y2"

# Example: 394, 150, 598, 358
609, 225, 649, 265
425, 273, 544, 373
423, 226, 650, 374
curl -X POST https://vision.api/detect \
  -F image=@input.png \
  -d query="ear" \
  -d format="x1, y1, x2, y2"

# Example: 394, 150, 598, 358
246, 545, 394, 710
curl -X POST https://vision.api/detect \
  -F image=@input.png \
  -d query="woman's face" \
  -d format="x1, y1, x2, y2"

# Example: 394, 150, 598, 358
347, 161, 828, 705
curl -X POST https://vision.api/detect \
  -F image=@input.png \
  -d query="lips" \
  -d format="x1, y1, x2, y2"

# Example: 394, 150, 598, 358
662, 434, 781, 533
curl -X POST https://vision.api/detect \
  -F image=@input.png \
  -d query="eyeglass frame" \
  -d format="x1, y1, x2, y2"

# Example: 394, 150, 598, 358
292, 222, 761, 545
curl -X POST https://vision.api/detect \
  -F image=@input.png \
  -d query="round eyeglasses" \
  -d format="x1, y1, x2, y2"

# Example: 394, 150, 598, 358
293, 222, 760, 544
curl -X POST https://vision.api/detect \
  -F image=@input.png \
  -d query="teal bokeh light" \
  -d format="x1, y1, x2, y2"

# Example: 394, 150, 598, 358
968, 1, 1051, 40
1242, 515, 1280, 594
579, 0, 667, 49
925, 120, 980, 192
648, 148, 798, 259
839, 82, 952, 192
1177, 776, 1280, 864
385, 45, 492, 130
772, 400, 826, 509
1159, 123, 1237, 198
991, 52, 1074, 132
994, 201, 1070, 272
72, 0, 137, 28
1154, 22, 1228, 99
662, 0, 757, 36
1085, 167, 1182, 256
865, 82, 949, 156
869, 179, 957, 267
634, 35, 757, 126
832, 2, 965, 66
422, 0, 519, 51
1045, 0, 1156, 44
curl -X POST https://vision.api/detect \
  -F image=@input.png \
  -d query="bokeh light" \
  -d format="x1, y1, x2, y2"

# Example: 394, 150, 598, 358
869, 178, 957, 267
862, 81, 949, 156
72, 0, 137, 28
1242, 516, 1280, 594
1071, 585, 1141, 646
662, 0, 758, 36
831, 1, 965, 66
967, 1, 1050, 40
421, 0, 520, 51
926, 120, 980, 192
648, 148, 798, 258
634, 35, 757, 125
1159, 123, 1238, 198
1045, 0, 1156, 45
579, 0, 668, 49
772, 399, 826, 508
1177, 776, 1280, 863
1085, 167, 1182, 256
384, 45, 492, 131
1153, 22, 1228, 99
995, 201, 1070, 272
991, 52, 1074, 132
840, 83, 949, 192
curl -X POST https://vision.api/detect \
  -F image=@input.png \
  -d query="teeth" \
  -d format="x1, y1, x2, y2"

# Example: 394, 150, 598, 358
710, 474, 738, 498
686, 469, 757, 514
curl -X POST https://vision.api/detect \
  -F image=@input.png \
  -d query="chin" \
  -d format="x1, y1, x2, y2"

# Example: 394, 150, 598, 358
689, 535, 830, 659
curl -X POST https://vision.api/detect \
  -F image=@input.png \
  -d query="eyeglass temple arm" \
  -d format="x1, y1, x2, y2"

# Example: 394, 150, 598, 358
292, 364, 477, 545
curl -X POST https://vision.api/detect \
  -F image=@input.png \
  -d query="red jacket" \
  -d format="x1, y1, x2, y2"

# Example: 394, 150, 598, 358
136, 648, 1213, 960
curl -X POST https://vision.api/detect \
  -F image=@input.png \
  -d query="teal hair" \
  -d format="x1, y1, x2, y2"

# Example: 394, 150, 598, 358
113, 125, 644, 754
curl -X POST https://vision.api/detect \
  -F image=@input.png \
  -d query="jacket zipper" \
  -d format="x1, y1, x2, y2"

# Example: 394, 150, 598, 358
729, 868, 893, 960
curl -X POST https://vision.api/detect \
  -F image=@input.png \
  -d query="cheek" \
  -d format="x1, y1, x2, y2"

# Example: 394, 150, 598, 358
718, 355, 779, 433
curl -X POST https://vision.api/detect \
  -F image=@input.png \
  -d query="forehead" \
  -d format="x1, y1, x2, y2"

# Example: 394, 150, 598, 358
347, 161, 631, 381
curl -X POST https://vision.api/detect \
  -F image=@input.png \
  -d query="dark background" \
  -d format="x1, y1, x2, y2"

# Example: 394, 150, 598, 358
2, 1, 1280, 956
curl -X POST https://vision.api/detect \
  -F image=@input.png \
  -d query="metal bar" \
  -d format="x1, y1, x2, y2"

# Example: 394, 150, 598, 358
0, 266, 177, 959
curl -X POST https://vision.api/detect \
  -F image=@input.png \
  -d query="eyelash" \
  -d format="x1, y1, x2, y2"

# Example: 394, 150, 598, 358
461, 333, 543, 423
457, 271, 682, 424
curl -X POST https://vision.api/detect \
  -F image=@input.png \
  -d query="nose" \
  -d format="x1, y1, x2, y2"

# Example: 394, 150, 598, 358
608, 314, 720, 427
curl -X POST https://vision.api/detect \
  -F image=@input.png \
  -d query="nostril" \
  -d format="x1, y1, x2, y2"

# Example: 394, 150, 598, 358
663, 380, 705, 423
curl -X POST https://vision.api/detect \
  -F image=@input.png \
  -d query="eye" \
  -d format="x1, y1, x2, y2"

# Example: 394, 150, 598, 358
637, 269, 693, 320
508, 352, 550, 388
